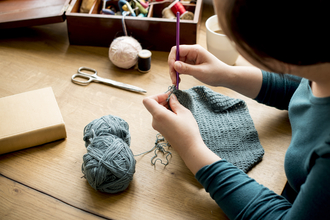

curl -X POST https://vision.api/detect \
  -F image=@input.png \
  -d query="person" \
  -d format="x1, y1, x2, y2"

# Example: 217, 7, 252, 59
143, 0, 330, 219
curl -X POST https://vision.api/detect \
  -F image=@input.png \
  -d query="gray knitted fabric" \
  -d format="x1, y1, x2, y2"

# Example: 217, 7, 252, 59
173, 86, 264, 173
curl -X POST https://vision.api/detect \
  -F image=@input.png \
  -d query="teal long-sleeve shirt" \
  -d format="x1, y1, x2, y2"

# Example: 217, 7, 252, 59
195, 71, 330, 219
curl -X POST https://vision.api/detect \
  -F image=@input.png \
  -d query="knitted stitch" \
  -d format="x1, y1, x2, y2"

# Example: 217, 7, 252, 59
173, 86, 264, 173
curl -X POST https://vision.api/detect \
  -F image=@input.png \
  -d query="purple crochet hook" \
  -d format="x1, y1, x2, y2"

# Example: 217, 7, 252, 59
175, 11, 180, 90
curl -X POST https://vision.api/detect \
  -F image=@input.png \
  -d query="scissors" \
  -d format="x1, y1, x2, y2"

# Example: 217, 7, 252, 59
71, 67, 147, 93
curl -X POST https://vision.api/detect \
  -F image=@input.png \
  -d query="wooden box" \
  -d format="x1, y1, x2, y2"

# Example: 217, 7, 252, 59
0, 0, 202, 51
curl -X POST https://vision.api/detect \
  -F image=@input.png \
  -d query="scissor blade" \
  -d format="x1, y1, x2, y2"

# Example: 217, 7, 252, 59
98, 78, 147, 93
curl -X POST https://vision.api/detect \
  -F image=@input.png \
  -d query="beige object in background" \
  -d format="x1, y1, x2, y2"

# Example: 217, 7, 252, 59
205, 15, 239, 65
0, 87, 67, 155
80, 0, 96, 13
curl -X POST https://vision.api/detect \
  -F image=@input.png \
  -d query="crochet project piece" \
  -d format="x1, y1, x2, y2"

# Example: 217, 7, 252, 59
172, 86, 264, 173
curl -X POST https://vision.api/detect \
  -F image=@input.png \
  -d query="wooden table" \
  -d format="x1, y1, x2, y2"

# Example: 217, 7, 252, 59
0, 1, 292, 219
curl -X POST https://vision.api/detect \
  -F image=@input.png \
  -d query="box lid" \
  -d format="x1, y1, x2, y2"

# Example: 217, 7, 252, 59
0, 0, 71, 29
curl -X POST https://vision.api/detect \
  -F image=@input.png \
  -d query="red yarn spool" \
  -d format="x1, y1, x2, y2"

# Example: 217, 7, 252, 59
170, 1, 186, 15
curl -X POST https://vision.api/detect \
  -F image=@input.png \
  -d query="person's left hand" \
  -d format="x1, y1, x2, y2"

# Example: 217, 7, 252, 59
143, 92, 221, 174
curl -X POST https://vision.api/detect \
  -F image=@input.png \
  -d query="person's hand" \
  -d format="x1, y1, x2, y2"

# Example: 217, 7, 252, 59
168, 44, 233, 87
143, 93, 203, 152
143, 92, 220, 174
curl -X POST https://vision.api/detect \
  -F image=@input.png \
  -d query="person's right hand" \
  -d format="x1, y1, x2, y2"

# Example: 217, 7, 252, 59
168, 44, 233, 87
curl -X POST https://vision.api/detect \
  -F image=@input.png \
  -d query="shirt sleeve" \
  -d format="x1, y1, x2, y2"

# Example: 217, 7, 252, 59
195, 160, 291, 219
254, 70, 302, 110
195, 153, 330, 220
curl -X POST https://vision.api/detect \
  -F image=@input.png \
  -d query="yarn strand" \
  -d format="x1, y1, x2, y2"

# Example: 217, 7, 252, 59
122, 11, 129, 36
134, 86, 176, 166
166, 85, 177, 102
134, 133, 172, 166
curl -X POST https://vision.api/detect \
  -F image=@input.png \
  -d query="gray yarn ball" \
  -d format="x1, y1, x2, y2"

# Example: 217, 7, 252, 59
82, 115, 136, 193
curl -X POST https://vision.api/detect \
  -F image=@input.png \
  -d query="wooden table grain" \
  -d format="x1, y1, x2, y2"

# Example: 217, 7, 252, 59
0, 1, 291, 219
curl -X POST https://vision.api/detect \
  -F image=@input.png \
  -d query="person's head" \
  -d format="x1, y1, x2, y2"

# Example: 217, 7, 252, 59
213, 0, 330, 74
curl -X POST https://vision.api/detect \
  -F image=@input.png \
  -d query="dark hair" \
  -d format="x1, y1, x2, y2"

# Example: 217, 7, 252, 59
222, 0, 330, 66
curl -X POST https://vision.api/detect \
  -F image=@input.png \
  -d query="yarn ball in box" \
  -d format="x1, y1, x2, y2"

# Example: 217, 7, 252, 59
82, 115, 136, 193
109, 36, 142, 69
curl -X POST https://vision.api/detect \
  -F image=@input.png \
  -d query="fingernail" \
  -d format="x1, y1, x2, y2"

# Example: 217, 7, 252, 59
171, 94, 177, 101
175, 61, 182, 70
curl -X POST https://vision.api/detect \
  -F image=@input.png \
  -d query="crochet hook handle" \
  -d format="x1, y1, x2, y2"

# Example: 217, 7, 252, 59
176, 11, 180, 90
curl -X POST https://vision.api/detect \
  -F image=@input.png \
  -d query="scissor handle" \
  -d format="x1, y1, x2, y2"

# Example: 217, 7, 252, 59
71, 67, 97, 86
71, 66, 147, 93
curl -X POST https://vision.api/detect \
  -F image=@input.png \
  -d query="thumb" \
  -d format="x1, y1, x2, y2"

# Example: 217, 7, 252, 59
175, 61, 197, 76
169, 94, 186, 114
143, 94, 168, 116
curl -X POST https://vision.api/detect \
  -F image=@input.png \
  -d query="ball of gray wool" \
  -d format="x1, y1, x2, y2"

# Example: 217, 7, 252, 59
82, 115, 136, 193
